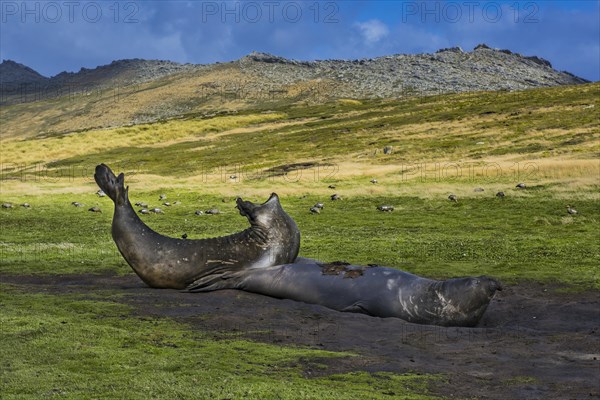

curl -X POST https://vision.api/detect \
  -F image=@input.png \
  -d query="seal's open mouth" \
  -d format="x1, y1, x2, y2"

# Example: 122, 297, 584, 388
236, 194, 279, 218
236, 197, 255, 217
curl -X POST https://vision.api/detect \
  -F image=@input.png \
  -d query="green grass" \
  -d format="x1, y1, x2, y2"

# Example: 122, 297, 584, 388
1, 190, 598, 288
0, 285, 439, 399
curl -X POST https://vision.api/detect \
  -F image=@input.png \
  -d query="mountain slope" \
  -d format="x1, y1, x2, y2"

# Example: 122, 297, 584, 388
0, 59, 48, 86
0, 45, 590, 139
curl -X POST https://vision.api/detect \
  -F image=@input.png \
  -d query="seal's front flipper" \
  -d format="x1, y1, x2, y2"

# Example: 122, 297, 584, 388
185, 270, 242, 293
94, 164, 128, 206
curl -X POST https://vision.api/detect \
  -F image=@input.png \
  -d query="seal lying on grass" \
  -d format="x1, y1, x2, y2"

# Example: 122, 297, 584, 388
95, 164, 501, 326
187, 261, 502, 327
94, 164, 300, 289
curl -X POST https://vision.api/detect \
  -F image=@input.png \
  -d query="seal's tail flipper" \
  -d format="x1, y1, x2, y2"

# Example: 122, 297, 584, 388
94, 164, 128, 206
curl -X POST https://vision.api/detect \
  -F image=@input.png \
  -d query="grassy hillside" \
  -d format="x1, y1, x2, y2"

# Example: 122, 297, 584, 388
2, 83, 598, 184
0, 63, 343, 140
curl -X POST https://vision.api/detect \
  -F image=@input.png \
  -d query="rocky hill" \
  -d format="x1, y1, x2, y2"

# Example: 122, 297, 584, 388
237, 44, 587, 98
0, 59, 48, 86
1, 44, 588, 103
0, 44, 591, 138
0, 58, 196, 99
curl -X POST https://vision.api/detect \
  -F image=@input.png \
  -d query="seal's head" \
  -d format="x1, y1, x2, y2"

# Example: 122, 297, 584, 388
236, 193, 283, 226
235, 192, 300, 265
437, 276, 502, 327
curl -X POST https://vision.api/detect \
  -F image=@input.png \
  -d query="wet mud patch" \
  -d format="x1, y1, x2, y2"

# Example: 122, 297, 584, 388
1, 272, 598, 399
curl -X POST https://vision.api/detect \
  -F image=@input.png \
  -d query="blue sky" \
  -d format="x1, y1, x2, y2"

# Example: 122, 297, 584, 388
1, 0, 598, 81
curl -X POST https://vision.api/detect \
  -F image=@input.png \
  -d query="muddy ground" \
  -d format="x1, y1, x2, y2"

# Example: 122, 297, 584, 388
2, 273, 599, 399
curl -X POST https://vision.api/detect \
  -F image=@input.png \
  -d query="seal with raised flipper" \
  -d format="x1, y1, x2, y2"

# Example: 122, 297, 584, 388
94, 164, 301, 289
187, 261, 502, 327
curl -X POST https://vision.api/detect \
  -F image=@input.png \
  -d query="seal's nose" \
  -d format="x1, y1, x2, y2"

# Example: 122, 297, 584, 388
235, 197, 247, 216
488, 278, 503, 293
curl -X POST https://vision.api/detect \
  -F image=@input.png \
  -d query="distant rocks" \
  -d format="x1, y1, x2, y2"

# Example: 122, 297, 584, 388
240, 51, 295, 65
436, 46, 464, 54
474, 43, 492, 51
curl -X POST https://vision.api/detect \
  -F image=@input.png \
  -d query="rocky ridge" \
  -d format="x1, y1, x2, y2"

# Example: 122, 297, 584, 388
237, 46, 587, 98
0, 44, 589, 106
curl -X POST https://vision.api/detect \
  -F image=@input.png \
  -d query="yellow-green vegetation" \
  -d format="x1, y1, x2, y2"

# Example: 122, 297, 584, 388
1, 112, 286, 165
0, 285, 439, 399
1, 83, 598, 185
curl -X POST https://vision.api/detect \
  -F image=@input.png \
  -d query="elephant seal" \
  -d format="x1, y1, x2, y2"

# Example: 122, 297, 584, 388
187, 261, 502, 327
94, 164, 300, 290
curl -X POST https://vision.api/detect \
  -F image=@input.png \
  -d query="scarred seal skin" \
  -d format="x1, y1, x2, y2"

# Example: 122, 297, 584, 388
94, 164, 300, 289
187, 261, 502, 327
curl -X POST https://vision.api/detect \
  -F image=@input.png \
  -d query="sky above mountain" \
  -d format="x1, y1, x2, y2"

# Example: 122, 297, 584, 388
1, 0, 598, 81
